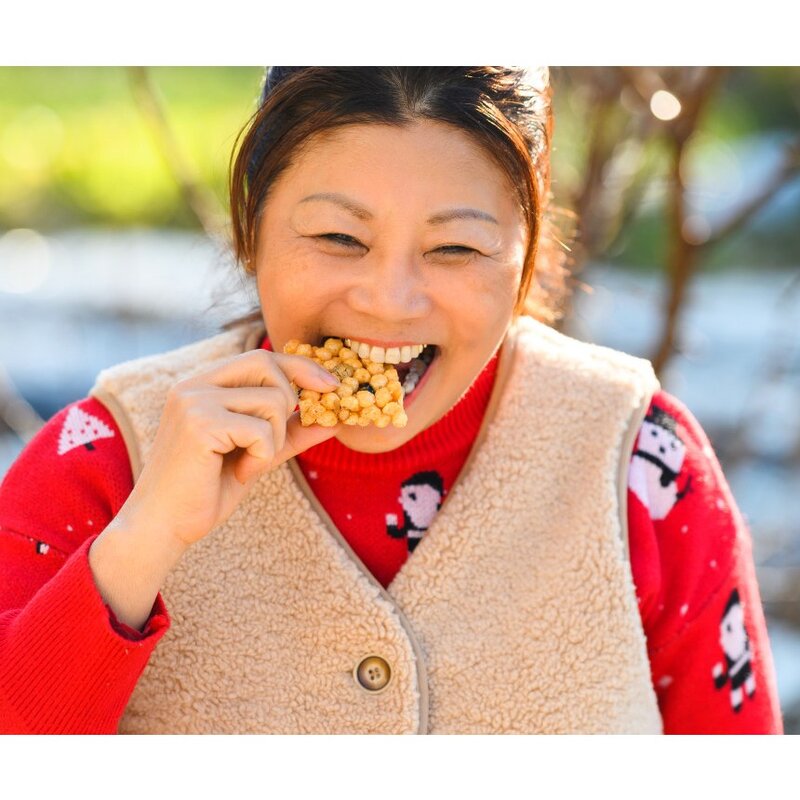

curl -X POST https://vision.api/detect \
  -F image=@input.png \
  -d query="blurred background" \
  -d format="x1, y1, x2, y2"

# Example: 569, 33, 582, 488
0, 66, 798, 731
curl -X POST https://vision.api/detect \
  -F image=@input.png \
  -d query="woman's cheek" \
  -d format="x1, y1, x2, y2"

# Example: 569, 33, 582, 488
259, 244, 320, 302
467, 262, 520, 329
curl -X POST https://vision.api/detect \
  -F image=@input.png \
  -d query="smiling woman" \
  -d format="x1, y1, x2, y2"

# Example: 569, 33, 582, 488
0, 67, 782, 735
229, 66, 567, 324
247, 117, 529, 451
224, 67, 566, 453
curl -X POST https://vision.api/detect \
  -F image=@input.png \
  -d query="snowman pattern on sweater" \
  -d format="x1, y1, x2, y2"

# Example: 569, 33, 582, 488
385, 470, 445, 552
712, 588, 757, 712
628, 404, 693, 520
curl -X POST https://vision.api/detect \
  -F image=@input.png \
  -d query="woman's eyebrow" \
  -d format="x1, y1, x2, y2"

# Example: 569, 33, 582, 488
298, 192, 499, 226
427, 207, 499, 226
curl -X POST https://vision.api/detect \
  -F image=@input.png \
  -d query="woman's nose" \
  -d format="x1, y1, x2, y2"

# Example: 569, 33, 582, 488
346, 255, 433, 322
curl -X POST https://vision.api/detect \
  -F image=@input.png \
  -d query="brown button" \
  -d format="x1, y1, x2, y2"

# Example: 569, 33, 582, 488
355, 655, 392, 692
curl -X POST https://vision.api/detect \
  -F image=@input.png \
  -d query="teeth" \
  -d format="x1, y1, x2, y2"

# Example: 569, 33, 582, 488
344, 338, 429, 365
403, 372, 420, 392
404, 346, 437, 396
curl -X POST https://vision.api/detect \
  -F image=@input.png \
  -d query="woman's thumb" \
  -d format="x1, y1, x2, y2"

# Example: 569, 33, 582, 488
276, 413, 339, 464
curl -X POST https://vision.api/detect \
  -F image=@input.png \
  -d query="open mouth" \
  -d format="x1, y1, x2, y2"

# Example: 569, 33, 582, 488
318, 336, 439, 398
394, 344, 438, 397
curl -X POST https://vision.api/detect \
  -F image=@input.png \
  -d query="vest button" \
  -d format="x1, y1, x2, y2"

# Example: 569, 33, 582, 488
354, 655, 392, 692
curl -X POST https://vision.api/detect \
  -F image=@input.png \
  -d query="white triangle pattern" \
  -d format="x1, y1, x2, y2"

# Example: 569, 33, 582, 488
57, 405, 116, 456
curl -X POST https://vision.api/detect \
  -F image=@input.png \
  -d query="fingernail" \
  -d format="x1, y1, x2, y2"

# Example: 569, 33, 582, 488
321, 371, 340, 386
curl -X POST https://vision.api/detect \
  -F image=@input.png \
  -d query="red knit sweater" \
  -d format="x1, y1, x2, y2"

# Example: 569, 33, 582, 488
0, 333, 784, 734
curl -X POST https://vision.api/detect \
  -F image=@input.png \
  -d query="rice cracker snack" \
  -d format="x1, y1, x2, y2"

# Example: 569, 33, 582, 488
284, 337, 409, 428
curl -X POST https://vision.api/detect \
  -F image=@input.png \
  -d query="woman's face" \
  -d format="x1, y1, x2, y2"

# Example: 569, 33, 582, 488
254, 118, 528, 452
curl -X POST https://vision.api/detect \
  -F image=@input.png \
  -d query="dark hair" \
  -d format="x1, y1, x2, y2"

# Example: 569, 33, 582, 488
224, 66, 572, 330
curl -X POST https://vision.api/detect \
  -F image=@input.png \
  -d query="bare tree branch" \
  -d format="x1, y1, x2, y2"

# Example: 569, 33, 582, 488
127, 67, 226, 240
650, 68, 727, 375
594, 111, 656, 258
0, 362, 44, 442
572, 70, 629, 261
697, 135, 800, 253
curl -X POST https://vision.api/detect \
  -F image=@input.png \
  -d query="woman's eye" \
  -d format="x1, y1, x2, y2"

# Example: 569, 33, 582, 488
436, 245, 477, 256
431, 245, 481, 263
319, 233, 363, 248
317, 235, 478, 259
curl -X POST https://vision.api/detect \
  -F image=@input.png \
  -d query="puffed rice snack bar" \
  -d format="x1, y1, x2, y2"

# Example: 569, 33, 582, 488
284, 337, 408, 428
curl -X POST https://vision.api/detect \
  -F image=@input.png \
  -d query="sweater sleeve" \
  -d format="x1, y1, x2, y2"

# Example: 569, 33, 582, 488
0, 397, 170, 734
626, 389, 783, 733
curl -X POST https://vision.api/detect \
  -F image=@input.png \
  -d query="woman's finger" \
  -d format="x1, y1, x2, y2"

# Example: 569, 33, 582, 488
272, 411, 339, 467
188, 350, 339, 408
212, 386, 289, 455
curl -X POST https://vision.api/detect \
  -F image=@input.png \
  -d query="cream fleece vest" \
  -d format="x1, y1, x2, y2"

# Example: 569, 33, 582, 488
89, 315, 664, 734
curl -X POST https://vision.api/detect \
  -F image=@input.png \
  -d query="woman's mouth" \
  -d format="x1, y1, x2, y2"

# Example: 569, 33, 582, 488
395, 344, 438, 399
317, 335, 440, 401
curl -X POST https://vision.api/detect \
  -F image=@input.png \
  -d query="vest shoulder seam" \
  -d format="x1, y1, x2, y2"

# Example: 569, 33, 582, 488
515, 315, 658, 388
88, 384, 144, 482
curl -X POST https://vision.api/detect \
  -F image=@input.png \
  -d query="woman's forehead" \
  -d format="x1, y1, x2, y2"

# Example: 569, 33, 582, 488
294, 119, 501, 171
282, 121, 519, 212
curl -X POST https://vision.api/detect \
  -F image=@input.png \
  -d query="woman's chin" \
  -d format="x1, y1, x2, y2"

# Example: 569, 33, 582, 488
333, 409, 423, 452
331, 353, 443, 452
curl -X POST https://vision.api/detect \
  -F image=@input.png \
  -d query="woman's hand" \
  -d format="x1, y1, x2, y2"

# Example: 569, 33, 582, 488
115, 349, 341, 549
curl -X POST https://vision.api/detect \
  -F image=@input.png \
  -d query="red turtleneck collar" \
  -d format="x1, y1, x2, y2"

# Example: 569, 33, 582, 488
259, 335, 499, 473
259, 334, 499, 586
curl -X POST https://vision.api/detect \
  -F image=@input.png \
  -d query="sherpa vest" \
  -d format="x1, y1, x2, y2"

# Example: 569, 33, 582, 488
89, 315, 664, 734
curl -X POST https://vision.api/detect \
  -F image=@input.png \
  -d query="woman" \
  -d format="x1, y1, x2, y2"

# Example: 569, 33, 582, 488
0, 67, 783, 733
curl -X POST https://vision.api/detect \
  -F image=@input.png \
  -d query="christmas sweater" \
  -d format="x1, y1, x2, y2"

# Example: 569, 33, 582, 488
0, 333, 783, 734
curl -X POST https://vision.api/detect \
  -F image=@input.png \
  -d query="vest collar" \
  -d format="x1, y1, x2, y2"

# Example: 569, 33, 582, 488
285, 314, 520, 595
